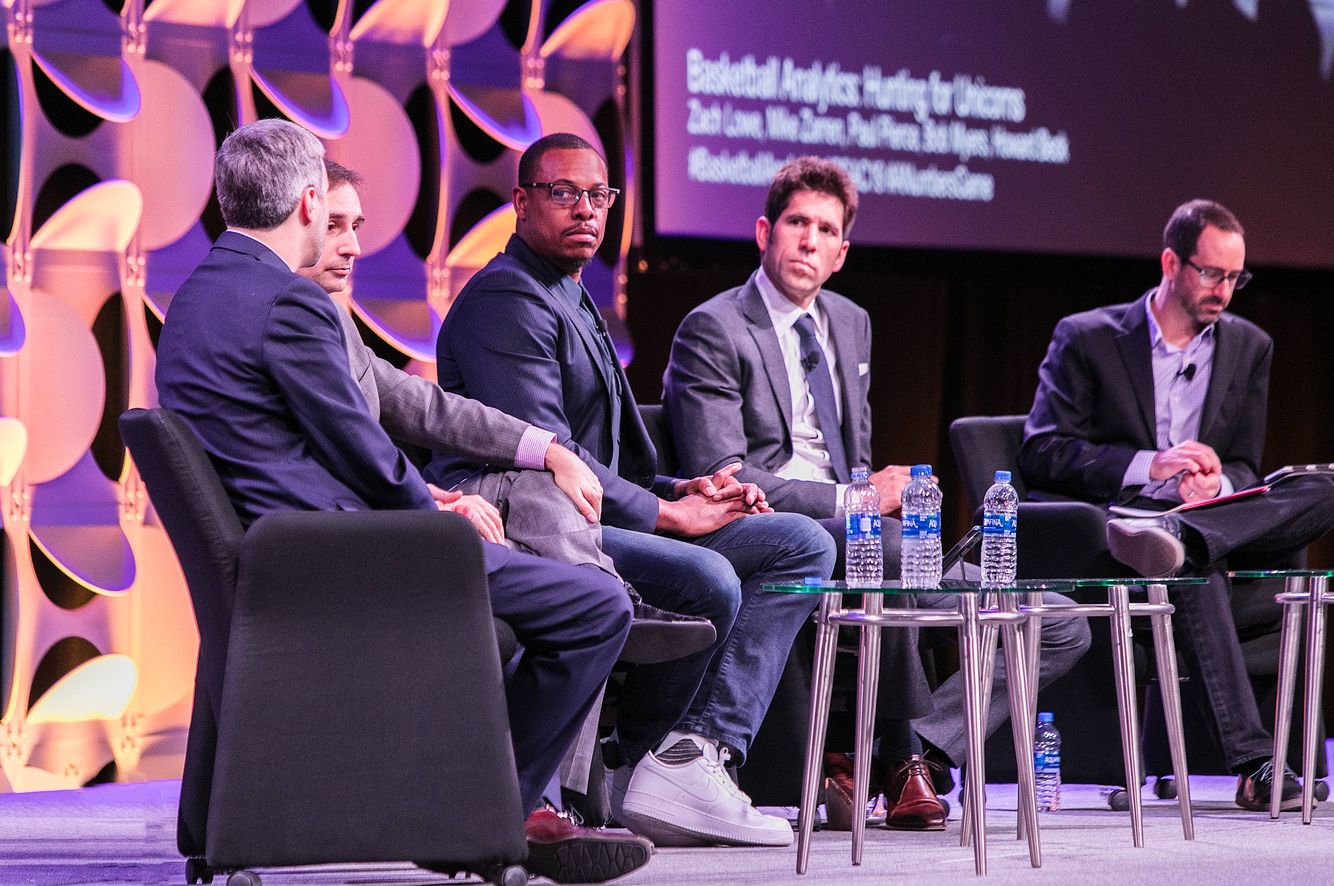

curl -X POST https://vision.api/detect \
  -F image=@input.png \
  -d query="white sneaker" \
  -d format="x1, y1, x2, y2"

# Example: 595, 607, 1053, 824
618, 732, 795, 847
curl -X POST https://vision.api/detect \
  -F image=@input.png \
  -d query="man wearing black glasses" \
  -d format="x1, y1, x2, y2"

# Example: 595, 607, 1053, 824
1022, 198, 1334, 812
426, 133, 836, 848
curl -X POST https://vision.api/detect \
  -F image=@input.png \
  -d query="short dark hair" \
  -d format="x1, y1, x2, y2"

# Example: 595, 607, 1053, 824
215, 119, 324, 230
517, 133, 603, 184
1163, 199, 1245, 259
325, 158, 364, 195
764, 156, 858, 236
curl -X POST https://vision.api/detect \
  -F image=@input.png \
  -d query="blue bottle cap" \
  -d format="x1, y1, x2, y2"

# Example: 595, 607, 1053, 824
851, 465, 870, 481
994, 470, 1012, 483
1038, 711, 1054, 723
911, 464, 932, 478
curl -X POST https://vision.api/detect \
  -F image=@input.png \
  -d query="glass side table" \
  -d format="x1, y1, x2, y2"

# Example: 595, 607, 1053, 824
1016, 577, 1207, 847
1231, 568, 1334, 823
763, 579, 1052, 877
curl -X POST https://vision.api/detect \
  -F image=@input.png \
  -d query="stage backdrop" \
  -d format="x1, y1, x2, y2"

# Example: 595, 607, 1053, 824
0, 0, 635, 792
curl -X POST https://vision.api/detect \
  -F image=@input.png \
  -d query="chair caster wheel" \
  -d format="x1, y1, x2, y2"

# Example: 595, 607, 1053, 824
491, 864, 528, 886
1316, 780, 1330, 803
185, 858, 214, 884
1154, 777, 1178, 800
225, 871, 261, 886
1107, 789, 1131, 811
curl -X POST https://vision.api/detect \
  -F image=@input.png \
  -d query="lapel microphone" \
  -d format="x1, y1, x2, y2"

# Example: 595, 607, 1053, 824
1179, 363, 1196, 382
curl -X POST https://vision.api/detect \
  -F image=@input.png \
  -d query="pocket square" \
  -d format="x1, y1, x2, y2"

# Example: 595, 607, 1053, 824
858, 362, 870, 376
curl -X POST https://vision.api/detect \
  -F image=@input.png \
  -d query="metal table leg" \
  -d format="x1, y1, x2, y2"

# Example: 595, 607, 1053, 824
851, 593, 884, 865
796, 593, 839, 875
958, 594, 988, 876
1108, 583, 1145, 847
1270, 581, 1306, 819
1301, 577, 1328, 825
1146, 582, 1194, 840
1000, 607, 1042, 866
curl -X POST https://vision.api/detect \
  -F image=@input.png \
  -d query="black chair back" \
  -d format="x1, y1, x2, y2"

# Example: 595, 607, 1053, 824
638, 403, 679, 475
948, 414, 1028, 512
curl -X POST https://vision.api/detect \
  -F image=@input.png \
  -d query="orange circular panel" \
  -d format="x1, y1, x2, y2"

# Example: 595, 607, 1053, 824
143, 0, 247, 28
540, 0, 636, 61
323, 76, 420, 257
526, 90, 603, 150
19, 290, 105, 484
247, 0, 304, 28
129, 61, 215, 251
28, 180, 143, 253
29, 50, 141, 123
27, 654, 137, 724
0, 417, 28, 485
444, 0, 507, 45
446, 203, 516, 271
350, 0, 449, 46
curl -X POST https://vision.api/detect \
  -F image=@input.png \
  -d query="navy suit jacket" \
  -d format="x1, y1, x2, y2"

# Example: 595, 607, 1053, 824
1020, 291, 1273, 505
426, 235, 671, 533
156, 231, 440, 526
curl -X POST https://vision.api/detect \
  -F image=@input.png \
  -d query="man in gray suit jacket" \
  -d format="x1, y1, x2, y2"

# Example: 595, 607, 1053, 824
664, 157, 1089, 829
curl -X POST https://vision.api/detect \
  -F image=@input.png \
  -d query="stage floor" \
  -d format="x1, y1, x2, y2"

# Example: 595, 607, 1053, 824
2, 746, 1331, 885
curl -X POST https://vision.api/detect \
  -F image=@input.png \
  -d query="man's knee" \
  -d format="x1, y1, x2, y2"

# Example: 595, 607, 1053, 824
767, 512, 838, 575
678, 546, 744, 626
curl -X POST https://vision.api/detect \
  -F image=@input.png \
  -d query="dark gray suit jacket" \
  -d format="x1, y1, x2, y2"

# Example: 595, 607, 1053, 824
1020, 291, 1273, 505
663, 272, 873, 519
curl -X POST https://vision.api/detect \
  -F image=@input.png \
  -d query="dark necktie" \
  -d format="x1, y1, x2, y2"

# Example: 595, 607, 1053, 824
793, 314, 850, 483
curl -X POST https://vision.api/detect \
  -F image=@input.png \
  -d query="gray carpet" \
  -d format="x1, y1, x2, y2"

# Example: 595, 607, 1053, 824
1, 752, 1331, 885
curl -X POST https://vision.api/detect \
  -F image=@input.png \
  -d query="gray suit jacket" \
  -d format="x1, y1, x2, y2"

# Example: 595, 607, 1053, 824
663, 272, 873, 519
337, 304, 616, 573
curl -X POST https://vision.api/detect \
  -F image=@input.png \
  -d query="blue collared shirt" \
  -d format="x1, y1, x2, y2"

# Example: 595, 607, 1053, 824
1122, 293, 1233, 501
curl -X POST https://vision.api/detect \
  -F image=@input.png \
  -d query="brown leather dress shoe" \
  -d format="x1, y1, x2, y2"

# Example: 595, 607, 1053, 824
822, 753, 858, 831
884, 756, 947, 831
524, 807, 655, 883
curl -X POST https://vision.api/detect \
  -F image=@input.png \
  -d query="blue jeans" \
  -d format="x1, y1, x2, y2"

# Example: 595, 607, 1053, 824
604, 512, 835, 765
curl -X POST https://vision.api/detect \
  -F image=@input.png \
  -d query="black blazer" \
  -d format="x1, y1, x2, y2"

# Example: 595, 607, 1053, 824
1020, 291, 1273, 505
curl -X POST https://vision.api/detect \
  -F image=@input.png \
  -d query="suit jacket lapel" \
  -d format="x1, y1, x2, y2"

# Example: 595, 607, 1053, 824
1198, 315, 1237, 442
1113, 292, 1159, 447
823, 294, 859, 481
740, 277, 794, 440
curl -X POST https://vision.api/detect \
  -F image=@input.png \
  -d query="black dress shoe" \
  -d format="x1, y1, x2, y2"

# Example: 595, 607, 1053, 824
618, 585, 717, 664
1236, 759, 1303, 812
524, 808, 654, 883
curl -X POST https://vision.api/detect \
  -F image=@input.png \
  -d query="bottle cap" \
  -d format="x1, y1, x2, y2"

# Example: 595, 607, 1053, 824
851, 466, 870, 481
994, 470, 1012, 483
1038, 711, 1054, 723
911, 464, 932, 478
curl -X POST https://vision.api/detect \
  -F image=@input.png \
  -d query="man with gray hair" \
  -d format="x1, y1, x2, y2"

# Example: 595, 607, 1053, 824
156, 119, 651, 882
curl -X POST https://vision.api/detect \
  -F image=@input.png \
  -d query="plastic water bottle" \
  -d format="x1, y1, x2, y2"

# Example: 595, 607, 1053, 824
981, 470, 1019, 588
844, 466, 883, 587
1034, 712, 1062, 812
900, 464, 942, 589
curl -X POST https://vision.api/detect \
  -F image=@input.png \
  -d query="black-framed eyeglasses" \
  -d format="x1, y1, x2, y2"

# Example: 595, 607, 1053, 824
521, 181, 620, 209
1184, 257, 1252, 290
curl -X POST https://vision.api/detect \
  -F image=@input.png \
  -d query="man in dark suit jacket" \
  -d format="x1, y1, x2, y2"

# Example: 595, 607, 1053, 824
663, 156, 1089, 830
155, 120, 651, 882
1021, 198, 1334, 811
427, 133, 836, 849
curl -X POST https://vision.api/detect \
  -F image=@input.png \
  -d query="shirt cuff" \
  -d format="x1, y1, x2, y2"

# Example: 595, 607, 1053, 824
1123, 450, 1156, 489
514, 427, 557, 471
1217, 473, 1235, 497
833, 483, 849, 516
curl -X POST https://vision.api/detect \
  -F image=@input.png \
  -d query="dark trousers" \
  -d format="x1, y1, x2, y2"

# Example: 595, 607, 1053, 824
1143, 474, 1334, 770
483, 543, 632, 813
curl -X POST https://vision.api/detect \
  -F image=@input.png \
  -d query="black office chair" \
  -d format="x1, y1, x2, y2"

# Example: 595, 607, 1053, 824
949, 414, 1325, 794
120, 408, 528, 886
